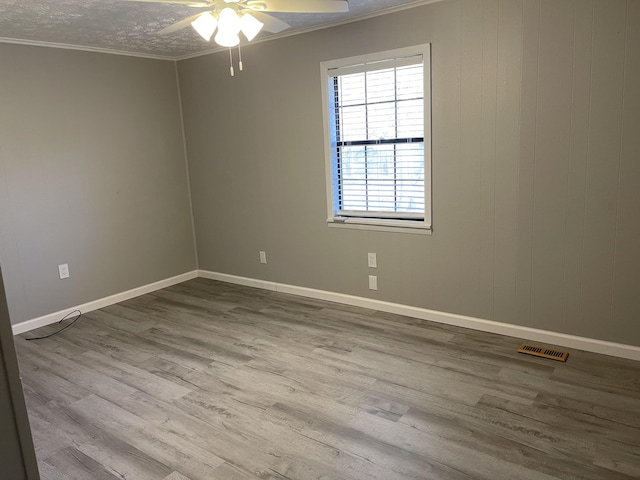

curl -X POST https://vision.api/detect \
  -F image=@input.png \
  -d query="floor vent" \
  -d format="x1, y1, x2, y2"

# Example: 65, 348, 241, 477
518, 343, 569, 362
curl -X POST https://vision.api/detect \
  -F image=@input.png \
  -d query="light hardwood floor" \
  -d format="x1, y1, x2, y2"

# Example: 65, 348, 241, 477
14, 278, 640, 480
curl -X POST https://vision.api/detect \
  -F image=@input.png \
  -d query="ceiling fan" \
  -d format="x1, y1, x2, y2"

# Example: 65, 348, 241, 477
120, 0, 349, 42
120, 0, 347, 74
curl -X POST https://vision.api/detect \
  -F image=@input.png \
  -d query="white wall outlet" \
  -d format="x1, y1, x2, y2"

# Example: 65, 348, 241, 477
58, 263, 70, 279
368, 252, 377, 268
368, 275, 378, 290
259, 251, 267, 264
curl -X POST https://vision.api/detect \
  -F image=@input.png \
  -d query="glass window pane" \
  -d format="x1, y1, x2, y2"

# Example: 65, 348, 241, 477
340, 146, 366, 178
342, 179, 366, 210
396, 64, 423, 100
339, 105, 366, 141
367, 102, 396, 140
367, 183, 395, 211
338, 73, 365, 106
396, 143, 424, 180
366, 68, 395, 103
396, 142, 424, 212
366, 144, 395, 179
397, 99, 423, 138
395, 179, 425, 212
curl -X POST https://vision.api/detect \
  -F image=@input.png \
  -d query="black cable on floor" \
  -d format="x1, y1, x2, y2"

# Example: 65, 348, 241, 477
26, 309, 82, 340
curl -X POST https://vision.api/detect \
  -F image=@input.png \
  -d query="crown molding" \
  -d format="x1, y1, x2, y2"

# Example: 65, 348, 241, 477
0, 36, 175, 61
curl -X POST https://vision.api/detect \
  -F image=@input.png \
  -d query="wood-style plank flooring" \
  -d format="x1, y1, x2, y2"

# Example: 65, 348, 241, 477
14, 278, 640, 480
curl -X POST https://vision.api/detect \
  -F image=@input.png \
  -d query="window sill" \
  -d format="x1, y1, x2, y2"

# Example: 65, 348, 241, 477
327, 217, 432, 235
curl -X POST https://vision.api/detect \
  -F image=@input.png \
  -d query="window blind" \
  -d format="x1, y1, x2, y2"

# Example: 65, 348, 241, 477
328, 54, 425, 220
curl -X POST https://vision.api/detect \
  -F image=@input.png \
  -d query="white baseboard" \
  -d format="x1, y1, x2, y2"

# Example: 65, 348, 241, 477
12, 268, 640, 362
199, 270, 640, 362
199, 270, 279, 291
11, 271, 198, 336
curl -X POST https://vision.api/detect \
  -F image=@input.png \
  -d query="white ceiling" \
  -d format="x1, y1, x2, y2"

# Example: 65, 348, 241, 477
0, 0, 436, 60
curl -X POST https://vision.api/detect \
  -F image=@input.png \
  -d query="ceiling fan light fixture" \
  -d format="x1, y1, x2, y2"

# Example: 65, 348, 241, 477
214, 8, 241, 46
240, 13, 264, 42
215, 31, 240, 47
191, 12, 217, 41
246, 1, 268, 11
217, 7, 241, 34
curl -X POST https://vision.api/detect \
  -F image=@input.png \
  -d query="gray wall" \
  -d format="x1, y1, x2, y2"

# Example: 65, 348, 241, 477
0, 44, 197, 325
179, 0, 640, 346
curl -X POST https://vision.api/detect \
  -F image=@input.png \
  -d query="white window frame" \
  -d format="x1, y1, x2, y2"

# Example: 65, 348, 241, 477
320, 44, 432, 234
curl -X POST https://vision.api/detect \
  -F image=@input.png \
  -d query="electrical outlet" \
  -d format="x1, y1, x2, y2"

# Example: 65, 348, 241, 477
259, 251, 267, 264
368, 275, 378, 290
58, 264, 70, 279
368, 252, 377, 268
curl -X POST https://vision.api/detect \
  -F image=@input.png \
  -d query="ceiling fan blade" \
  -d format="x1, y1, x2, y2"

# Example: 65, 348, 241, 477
247, 11, 290, 33
158, 12, 206, 34
117, 0, 211, 7
246, 0, 348, 13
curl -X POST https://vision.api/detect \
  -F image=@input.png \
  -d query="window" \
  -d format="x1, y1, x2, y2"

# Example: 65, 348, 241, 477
321, 44, 431, 233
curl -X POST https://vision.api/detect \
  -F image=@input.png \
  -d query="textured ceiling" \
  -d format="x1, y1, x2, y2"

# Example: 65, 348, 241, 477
0, 0, 436, 59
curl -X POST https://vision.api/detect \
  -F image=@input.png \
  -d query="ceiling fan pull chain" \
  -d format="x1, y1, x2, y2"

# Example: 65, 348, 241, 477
238, 44, 244, 71
229, 48, 235, 76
